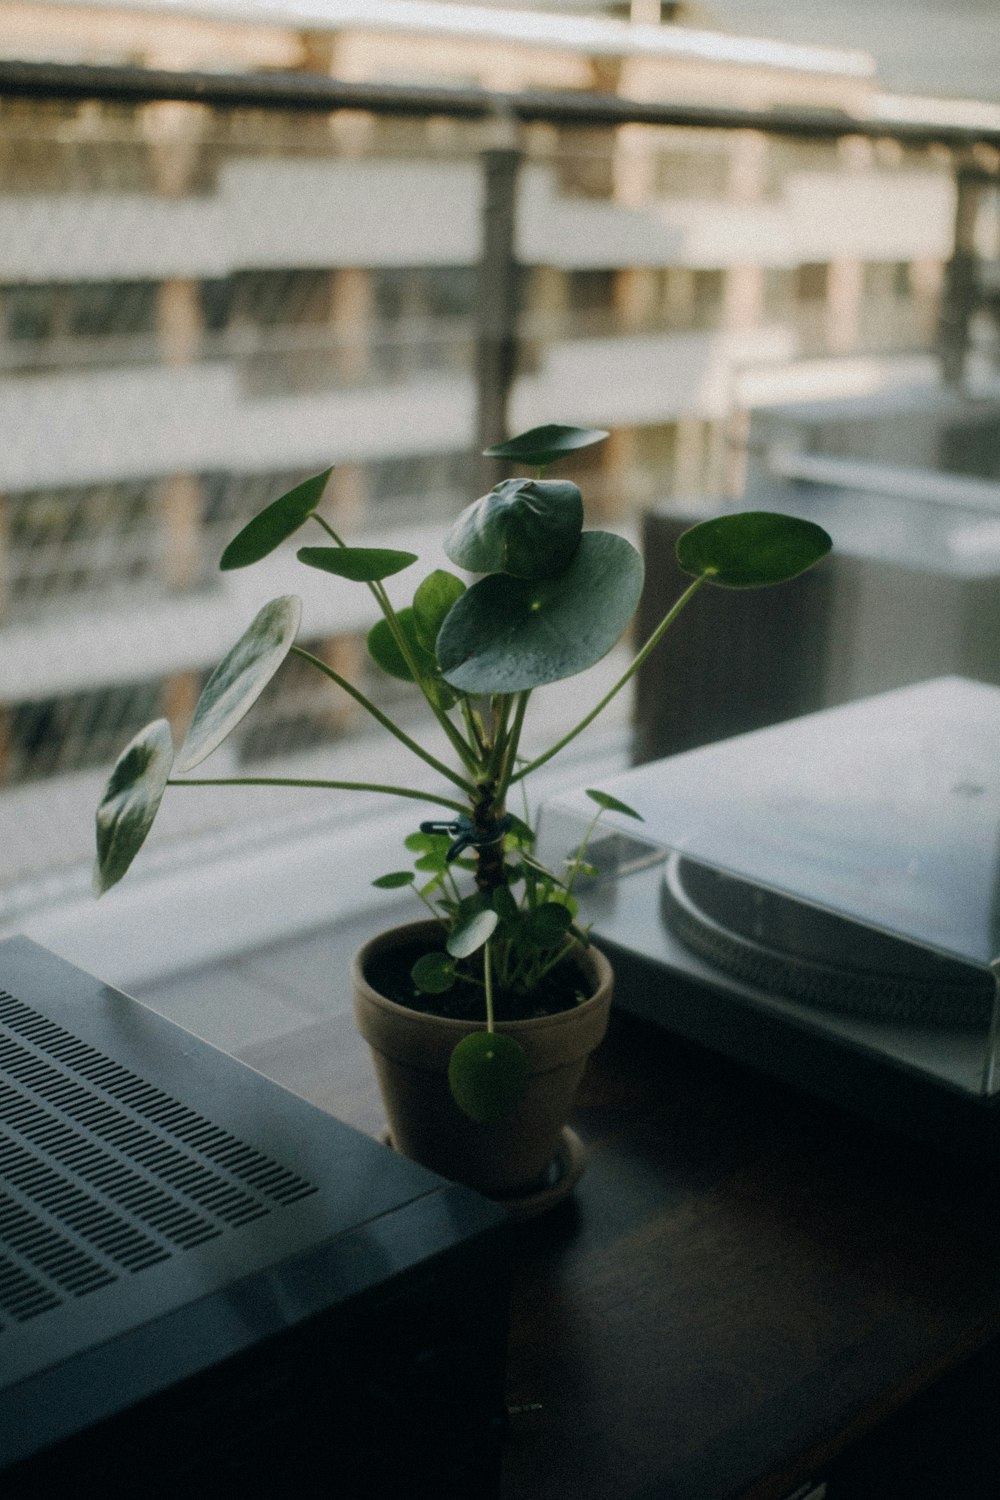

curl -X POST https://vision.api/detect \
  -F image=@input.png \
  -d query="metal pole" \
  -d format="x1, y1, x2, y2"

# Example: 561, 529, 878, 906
475, 136, 522, 492
939, 165, 986, 386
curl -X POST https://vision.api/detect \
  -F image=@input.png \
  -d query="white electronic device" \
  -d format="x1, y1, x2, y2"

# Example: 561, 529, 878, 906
539, 678, 1000, 1151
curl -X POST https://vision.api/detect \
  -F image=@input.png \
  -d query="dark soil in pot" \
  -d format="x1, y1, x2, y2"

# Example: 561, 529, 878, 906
364, 935, 592, 1023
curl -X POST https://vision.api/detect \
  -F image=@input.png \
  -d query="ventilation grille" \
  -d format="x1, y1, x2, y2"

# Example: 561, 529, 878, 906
0, 989, 317, 1330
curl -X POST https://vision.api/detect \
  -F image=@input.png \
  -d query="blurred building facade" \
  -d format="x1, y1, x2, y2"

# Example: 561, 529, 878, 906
0, 0, 986, 901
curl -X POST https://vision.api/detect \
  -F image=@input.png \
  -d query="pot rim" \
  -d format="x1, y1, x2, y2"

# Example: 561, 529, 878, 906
352, 918, 612, 1036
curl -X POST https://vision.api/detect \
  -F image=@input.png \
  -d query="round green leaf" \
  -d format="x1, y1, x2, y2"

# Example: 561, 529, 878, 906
415, 851, 448, 873
219, 469, 332, 571
368, 608, 459, 710
412, 570, 466, 653
504, 814, 535, 847
296, 546, 416, 582
523, 901, 573, 948
491, 885, 521, 927
676, 512, 832, 589
371, 871, 416, 889
586, 789, 644, 821
448, 1032, 529, 1124
484, 424, 609, 467
444, 478, 583, 579
447, 908, 499, 960
367, 608, 434, 684
412, 952, 456, 994
176, 596, 302, 772
94, 719, 174, 894
405, 830, 451, 855
437, 530, 643, 693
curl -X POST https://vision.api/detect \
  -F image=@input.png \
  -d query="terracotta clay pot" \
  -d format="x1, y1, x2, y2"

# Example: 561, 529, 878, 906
352, 920, 613, 1198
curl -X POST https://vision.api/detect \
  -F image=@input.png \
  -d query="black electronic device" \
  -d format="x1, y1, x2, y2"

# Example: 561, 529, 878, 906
0, 936, 509, 1499
636, 476, 1000, 762
540, 678, 1000, 1155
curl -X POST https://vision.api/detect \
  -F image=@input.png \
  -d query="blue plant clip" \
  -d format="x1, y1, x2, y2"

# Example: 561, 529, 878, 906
420, 813, 512, 862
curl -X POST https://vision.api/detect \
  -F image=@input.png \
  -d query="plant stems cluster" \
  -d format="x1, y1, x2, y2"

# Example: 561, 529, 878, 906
94, 426, 831, 1122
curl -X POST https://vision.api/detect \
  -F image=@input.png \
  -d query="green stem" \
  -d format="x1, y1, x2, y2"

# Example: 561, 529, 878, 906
484, 936, 495, 1034
562, 808, 603, 898
482, 694, 513, 785
495, 690, 530, 800
533, 933, 578, 985
312, 515, 416, 673
461, 697, 489, 761
496, 933, 512, 992
512, 575, 707, 783
414, 882, 450, 930
291, 645, 473, 792
167, 775, 468, 814
311, 513, 477, 771
517, 774, 532, 831
312, 512, 348, 548
442, 861, 464, 907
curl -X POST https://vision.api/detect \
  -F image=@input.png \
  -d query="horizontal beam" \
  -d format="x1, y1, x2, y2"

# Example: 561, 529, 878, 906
1, 58, 999, 150
0, 58, 492, 119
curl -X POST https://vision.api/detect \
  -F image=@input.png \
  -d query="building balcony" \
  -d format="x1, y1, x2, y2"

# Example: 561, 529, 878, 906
0, 156, 955, 284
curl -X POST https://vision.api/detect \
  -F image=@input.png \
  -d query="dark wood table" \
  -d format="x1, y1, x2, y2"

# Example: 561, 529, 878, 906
240, 1004, 1000, 1500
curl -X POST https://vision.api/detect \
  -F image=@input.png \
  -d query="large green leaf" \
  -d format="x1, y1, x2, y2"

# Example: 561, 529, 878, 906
521, 901, 573, 949
412, 570, 466, 654
437, 530, 643, 693
367, 607, 434, 683
176, 596, 302, 772
448, 1031, 529, 1123
444, 478, 583, 579
367, 607, 461, 711
676, 512, 832, 588
94, 719, 174, 894
483, 424, 608, 467
219, 469, 332, 571
296, 546, 416, 582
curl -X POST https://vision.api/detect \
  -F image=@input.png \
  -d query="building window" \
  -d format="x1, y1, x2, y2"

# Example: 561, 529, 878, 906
656, 268, 725, 334
1, 280, 159, 368
566, 269, 617, 336
5, 479, 162, 618
652, 142, 730, 200
199, 277, 235, 333
232, 632, 429, 767
691, 269, 725, 319
858, 260, 937, 353
795, 263, 829, 303
552, 126, 616, 201
372, 266, 475, 378
0, 100, 152, 194
862, 261, 915, 299
228, 268, 333, 329
366, 450, 477, 525
234, 635, 356, 764
4, 286, 54, 343
3, 678, 163, 784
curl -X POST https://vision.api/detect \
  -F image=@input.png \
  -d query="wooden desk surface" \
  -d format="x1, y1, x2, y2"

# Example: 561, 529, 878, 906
239, 1005, 1000, 1500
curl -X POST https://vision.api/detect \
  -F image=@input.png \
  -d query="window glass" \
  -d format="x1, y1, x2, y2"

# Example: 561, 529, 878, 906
0, 85, 960, 970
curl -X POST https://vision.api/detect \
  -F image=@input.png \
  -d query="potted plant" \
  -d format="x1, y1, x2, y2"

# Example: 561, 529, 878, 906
94, 424, 830, 1214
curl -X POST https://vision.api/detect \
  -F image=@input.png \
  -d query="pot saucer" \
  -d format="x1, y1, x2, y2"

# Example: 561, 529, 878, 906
490, 1127, 587, 1220
378, 1126, 586, 1221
